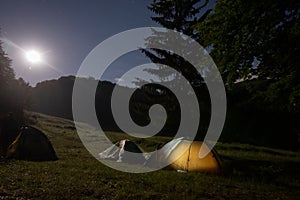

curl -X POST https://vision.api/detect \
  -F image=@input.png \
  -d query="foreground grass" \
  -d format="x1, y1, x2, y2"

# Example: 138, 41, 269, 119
0, 112, 299, 199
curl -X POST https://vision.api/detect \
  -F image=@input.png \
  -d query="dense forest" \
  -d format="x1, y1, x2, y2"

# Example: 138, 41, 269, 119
0, 41, 30, 156
28, 75, 299, 149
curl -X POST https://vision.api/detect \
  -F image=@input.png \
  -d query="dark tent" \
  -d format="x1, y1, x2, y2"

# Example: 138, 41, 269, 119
6, 126, 57, 161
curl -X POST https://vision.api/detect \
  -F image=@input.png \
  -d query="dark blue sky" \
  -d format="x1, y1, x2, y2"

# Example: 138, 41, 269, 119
0, 0, 157, 85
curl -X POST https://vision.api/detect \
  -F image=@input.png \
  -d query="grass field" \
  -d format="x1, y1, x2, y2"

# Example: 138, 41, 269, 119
0, 112, 299, 199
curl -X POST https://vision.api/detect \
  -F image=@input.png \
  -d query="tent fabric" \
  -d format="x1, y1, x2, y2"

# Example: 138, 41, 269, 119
98, 141, 121, 160
162, 139, 221, 173
99, 138, 221, 173
99, 139, 145, 164
6, 126, 58, 161
158, 137, 188, 160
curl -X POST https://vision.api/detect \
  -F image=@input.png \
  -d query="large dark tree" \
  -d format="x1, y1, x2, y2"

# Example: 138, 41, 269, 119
129, 0, 215, 138
196, 0, 300, 113
142, 0, 300, 148
149, 0, 211, 39
192, 0, 300, 148
0, 39, 30, 156
143, 0, 212, 84
0, 41, 14, 99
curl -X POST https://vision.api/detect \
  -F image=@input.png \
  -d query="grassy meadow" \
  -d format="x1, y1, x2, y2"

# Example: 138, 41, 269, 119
0, 112, 299, 199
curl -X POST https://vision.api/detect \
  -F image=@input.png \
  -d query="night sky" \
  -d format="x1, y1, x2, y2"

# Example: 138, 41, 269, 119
0, 0, 157, 85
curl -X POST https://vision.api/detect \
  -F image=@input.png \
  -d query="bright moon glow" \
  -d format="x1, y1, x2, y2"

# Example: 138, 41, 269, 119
26, 50, 42, 63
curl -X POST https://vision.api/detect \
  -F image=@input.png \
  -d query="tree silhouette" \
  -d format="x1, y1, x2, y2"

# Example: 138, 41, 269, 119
0, 38, 29, 156
196, 0, 300, 113
132, 0, 214, 138
143, 0, 212, 84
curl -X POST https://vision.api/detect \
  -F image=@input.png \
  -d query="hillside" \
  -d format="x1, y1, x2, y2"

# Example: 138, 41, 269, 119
30, 76, 300, 149
30, 76, 183, 135
0, 112, 299, 199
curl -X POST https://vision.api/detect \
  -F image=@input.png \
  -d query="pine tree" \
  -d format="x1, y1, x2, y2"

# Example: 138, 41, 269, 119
143, 0, 212, 84
130, 1, 213, 137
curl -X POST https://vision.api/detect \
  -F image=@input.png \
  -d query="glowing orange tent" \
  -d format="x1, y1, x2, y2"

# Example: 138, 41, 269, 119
159, 138, 221, 173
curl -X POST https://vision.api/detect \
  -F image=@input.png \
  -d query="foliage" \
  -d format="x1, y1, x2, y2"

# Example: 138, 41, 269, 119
0, 41, 14, 90
143, 0, 300, 148
144, 0, 212, 83
0, 39, 31, 156
133, 1, 214, 140
31, 76, 183, 136
0, 40, 31, 114
196, 0, 300, 113
149, 0, 211, 40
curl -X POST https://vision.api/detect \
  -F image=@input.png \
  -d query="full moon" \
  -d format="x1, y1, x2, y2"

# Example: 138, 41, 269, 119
26, 50, 42, 63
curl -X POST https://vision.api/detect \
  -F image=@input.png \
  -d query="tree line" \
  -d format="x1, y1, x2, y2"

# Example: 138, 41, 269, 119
0, 41, 30, 156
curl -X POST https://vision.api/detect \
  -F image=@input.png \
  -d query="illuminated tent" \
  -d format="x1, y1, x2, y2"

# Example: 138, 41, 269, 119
99, 138, 221, 173
155, 138, 221, 173
6, 126, 57, 161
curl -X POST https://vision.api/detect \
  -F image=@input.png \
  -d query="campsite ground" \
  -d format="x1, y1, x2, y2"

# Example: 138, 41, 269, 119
0, 112, 299, 199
